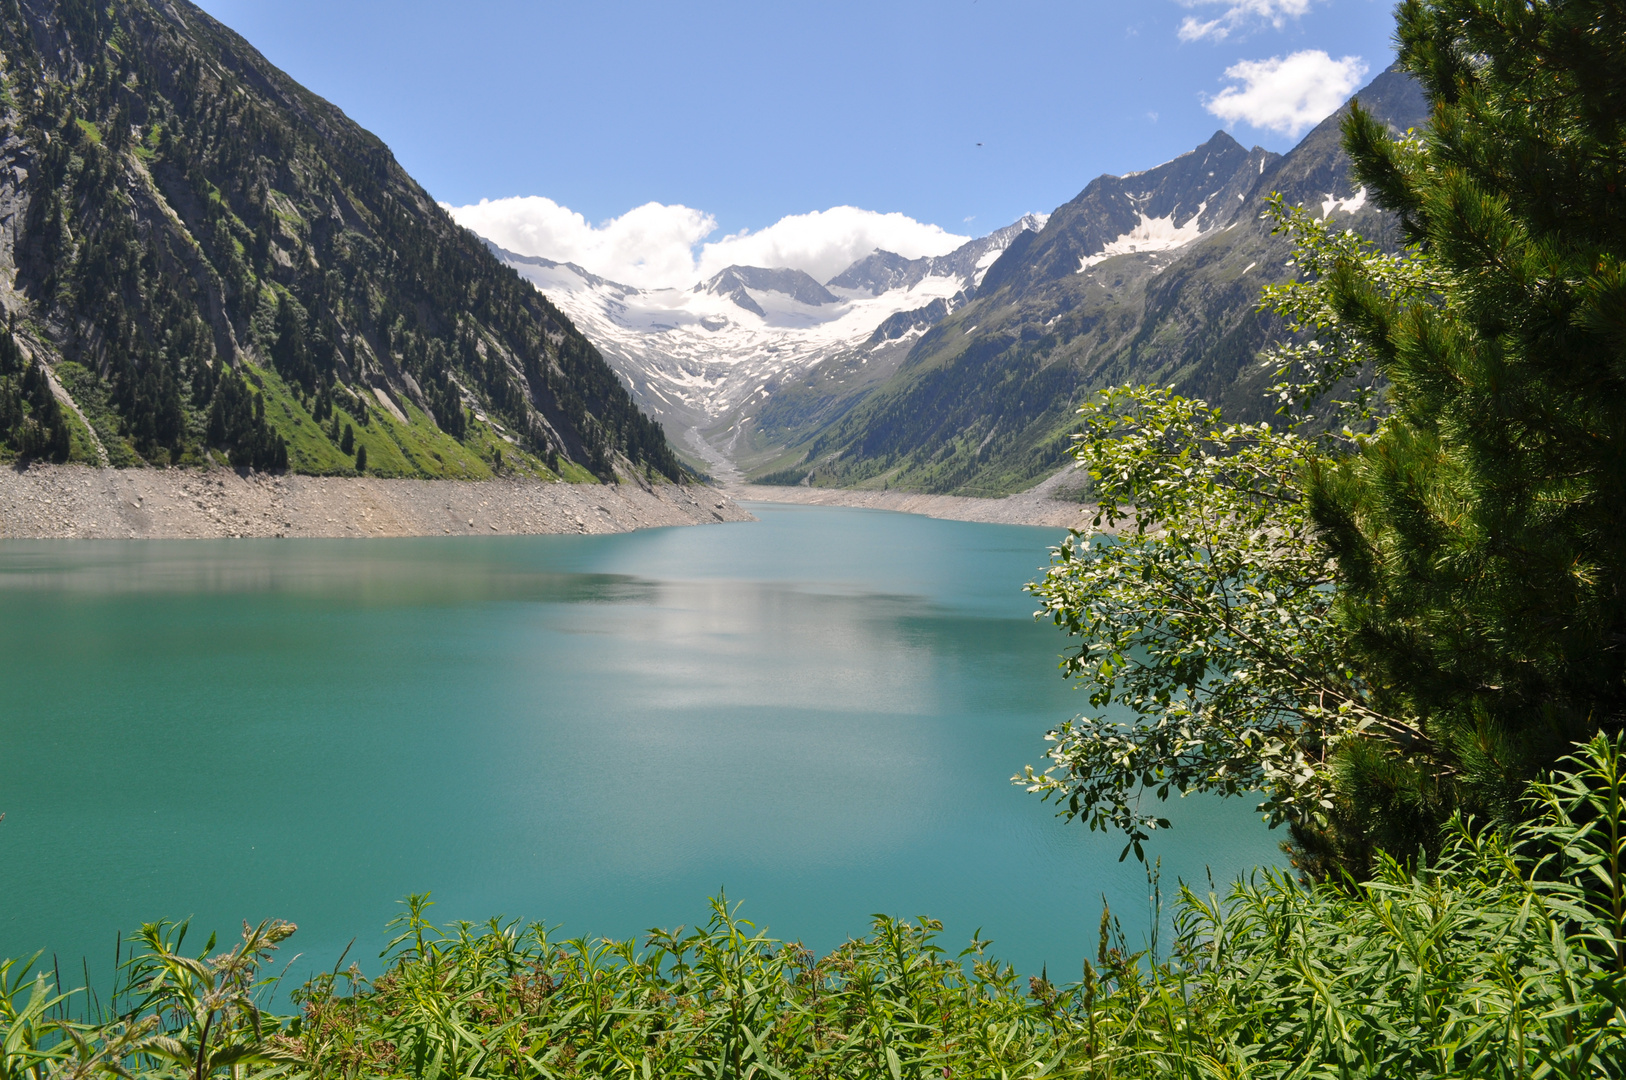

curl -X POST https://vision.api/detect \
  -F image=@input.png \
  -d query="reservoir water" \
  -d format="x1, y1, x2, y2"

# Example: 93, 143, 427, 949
0, 503, 1278, 989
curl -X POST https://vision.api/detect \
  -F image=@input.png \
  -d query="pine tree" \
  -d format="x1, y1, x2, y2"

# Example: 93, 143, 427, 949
354, 443, 367, 473
206, 367, 288, 473
269, 293, 314, 395
340, 423, 354, 455
1307, 0, 1626, 865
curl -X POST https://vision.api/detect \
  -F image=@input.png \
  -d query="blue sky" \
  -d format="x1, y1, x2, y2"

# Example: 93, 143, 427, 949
193, 0, 1399, 286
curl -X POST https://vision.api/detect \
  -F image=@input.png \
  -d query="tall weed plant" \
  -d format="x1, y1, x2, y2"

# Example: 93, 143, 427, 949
5, 736, 1623, 1079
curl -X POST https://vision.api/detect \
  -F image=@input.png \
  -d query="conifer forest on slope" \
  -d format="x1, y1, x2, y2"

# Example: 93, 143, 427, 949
0, 0, 681, 482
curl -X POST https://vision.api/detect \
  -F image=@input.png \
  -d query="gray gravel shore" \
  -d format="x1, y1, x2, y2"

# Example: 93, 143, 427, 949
728, 466, 1090, 530
0, 464, 754, 539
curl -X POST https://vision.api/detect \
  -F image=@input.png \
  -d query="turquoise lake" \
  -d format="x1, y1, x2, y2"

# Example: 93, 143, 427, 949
0, 503, 1278, 989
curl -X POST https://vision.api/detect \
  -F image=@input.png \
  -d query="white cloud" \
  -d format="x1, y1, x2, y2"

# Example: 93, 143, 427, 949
445, 197, 716, 290
445, 198, 969, 291
697, 207, 967, 285
1177, 0, 1312, 43
1205, 50, 1368, 136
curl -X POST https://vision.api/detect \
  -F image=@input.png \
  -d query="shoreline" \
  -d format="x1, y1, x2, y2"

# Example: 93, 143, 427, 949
0, 464, 753, 539
727, 477, 1090, 530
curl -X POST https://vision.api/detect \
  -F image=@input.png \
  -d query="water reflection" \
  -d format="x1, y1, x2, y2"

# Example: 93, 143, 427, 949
0, 508, 1279, 992
0, 538, 650, 605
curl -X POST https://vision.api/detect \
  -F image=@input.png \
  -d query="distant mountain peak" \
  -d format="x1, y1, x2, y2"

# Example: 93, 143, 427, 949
824, 214, 1048, 297
977, 133, 1279, 294
825, 250, 920, 295
697, 266, 840, 312
1118, 130, 1244, 181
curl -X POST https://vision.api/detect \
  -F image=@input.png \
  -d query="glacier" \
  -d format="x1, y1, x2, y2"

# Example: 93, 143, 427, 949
486, 215, 1047, 459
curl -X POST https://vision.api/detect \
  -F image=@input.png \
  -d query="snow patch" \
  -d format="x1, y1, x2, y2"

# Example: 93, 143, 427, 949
970, 245, 1010, 290
1078, 204, 1209, 271
1320, 187, 1368, 219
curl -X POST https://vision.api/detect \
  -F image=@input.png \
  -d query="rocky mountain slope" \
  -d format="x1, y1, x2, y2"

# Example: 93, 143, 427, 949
0, 0, 681, 482
492, 215, 1047, 465
742, 65, 1427, 495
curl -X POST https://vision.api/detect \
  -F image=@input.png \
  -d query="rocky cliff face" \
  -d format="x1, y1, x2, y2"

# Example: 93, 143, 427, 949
978, 132, 1278, 294
0, 0, 681, 481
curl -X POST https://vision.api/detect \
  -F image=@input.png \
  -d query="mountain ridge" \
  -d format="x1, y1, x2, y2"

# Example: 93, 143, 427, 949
979, 131, 1278, 294
734, 64, 1427, 495
699, 265, 840, 313
829, 214, 1049, 297
0, 0, 682, 482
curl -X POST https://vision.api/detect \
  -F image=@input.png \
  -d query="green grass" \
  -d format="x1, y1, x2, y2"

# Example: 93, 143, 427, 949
52, 361, 142, 467
554, 458, 599, 483
40, 356, 588, 484
368, 400, 497, 479
56, 402, 103, 465
248, 363, 562, 481
73, 118, 101, 144
249, 364, 353, 474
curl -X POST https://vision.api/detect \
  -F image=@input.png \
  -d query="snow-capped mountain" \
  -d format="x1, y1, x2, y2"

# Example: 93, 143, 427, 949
488, 214, 1047, 451
742, 66, 1427, 497
699, 266, 840, 313
828, 216, 1044, 295
977, 130, 1279, 295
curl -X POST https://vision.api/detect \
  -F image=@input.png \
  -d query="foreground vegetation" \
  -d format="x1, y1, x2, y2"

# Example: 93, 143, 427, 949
3, 736, 1621, 1080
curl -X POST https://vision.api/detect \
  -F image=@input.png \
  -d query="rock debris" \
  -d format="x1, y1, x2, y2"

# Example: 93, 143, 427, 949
0, 465, 754, 539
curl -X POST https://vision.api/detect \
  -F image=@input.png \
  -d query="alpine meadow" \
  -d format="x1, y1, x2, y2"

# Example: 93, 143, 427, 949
3, 1, 1626, 1078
